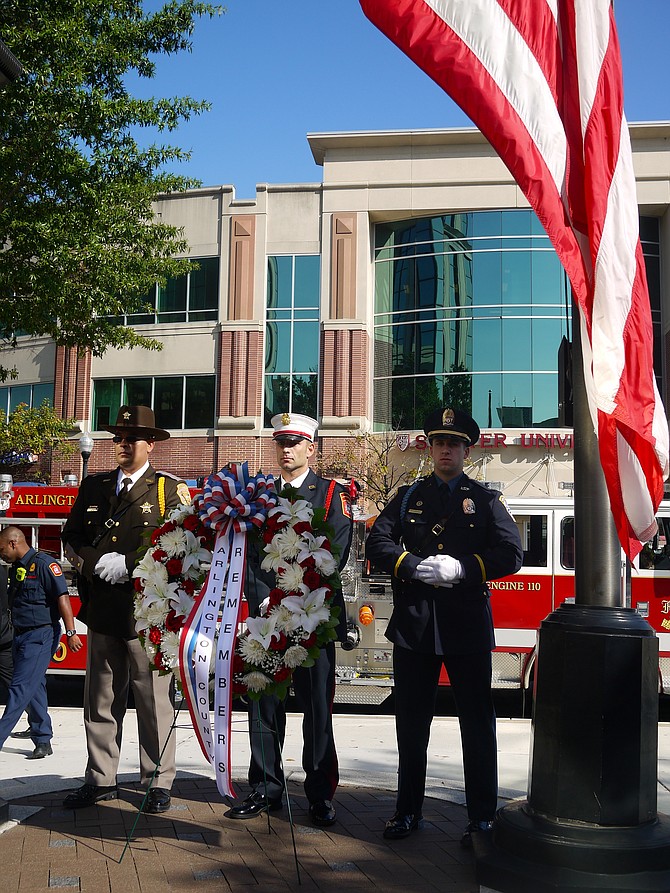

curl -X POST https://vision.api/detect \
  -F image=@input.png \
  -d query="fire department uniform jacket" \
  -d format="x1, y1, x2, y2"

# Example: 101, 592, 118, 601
62, 465, 190, 639
244, 470, 352, 642
366, 473, 523, 655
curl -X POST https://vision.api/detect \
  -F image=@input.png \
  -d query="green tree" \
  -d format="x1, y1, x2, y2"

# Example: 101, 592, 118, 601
0, 1, 222, 378
0, 401, 77, 480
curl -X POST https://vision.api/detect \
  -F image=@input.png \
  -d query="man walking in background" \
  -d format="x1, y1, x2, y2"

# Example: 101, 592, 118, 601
0, 526, 82, 758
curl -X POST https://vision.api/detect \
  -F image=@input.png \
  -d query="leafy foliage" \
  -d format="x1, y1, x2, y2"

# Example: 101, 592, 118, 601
0, 1, 222, 377
0, 401, 77, 479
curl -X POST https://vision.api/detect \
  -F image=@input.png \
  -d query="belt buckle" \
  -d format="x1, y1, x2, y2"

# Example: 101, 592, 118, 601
104, 518, 115, 529
431, 523, 444, 536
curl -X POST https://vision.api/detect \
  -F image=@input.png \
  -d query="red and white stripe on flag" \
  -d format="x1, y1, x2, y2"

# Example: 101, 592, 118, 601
359, 0, 669, 559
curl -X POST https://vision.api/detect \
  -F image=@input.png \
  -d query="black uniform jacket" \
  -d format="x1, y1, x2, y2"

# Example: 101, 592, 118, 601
62, 465, 188, 639
244, 470, 353, 642
366, 474, 523, 656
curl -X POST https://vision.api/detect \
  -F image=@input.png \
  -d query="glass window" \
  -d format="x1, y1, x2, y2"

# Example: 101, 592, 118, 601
32, 383, 54, 407
154, 378, 184, 429
185, 376, 215, 428
639, 516, 670, 570
125, 378, 152, 407
112, 258, 218, 325
189, 257, 219, 319
93, 376, 214, 431
9, 385, 31, 412
93, 379, 122, 430
561, 517, 575, 569
157, 275, 187, 323
516, 514, 548, 567
265, 256, 321, 424
294, 255, 320, 308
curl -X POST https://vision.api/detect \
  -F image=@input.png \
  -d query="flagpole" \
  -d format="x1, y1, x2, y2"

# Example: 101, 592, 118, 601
475, 313, 670, 892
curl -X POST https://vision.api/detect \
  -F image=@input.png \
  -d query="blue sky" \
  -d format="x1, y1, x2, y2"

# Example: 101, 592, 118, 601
136, 0, 670, 198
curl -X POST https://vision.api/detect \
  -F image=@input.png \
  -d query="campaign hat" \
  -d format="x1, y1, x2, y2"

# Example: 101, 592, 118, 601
423, 407, 480, 446
102, 405, 170, 441
271, 412, 318, 444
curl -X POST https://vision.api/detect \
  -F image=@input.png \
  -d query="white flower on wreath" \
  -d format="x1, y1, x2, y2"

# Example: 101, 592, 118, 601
260, 538, 290, 574
245, 613, 280, 650
181, 529, 212, 576
281, 587, 331, 634
160, 630, 181, 669
243, 670, 273, 693
133, 552, 168, 587
272, 526, 303, 560
239, 635, 269, 665
276, 561, 306, 593
284, 644, 309, 668
170, 588, 196, 619
273, 603, 303, 634
296, 532, 337, 576
135, 596, 171, 633
158, 526, 189, 557
269, 497, 313, 526
166, 503, 194, 525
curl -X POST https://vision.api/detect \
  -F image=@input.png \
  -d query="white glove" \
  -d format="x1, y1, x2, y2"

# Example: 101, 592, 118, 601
414, 555, 464, 587
258, 597, 270, 615
95, 552, 129, 584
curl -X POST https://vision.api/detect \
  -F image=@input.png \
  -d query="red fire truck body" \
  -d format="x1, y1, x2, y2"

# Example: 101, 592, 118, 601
3, 487, 670, 702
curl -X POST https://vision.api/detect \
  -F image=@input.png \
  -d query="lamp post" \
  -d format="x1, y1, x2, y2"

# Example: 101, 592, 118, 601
78, 433, 93, 480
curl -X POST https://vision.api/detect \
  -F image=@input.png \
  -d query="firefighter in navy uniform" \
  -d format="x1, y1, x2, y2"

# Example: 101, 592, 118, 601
366, 407, 523, 845
0, 526, 82, 758
61, 406, 191, 813
226, 413, 352, 827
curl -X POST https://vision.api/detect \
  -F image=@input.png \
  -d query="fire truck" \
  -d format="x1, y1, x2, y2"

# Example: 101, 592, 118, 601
3, 482, 670, 704
334, 496, 670, 705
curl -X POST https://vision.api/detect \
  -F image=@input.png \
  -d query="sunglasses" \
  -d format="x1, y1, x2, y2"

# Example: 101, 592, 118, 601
112, 435, 147, 445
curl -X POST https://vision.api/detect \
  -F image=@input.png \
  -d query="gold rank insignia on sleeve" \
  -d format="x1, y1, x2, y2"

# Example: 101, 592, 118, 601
177, 482, 192, 505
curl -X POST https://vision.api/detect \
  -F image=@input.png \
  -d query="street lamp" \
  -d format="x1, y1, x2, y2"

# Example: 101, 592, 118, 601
78, 433, 94, 479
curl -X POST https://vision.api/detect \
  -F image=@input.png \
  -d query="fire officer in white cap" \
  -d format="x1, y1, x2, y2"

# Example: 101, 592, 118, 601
366, 407, 523, 846
226, 412, 352, 827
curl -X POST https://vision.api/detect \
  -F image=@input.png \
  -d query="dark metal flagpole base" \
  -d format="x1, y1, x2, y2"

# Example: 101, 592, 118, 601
474, 602, 670, 892
474, 805, 670, 892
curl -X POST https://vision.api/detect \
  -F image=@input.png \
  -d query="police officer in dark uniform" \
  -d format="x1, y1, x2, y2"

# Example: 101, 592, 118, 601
0, 526, 82, 758
61, 406, 191, 812
366, 407, 523, 845
226, 413, 352, 827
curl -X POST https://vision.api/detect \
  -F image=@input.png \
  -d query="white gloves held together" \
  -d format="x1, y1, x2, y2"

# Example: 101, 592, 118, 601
413, 554, 464, 588
94, 552, 129, 585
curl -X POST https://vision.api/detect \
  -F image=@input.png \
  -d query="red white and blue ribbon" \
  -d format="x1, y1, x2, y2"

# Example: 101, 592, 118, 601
179, 462, 277, 798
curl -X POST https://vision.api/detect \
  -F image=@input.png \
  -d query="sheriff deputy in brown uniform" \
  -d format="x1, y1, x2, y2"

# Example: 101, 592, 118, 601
61, 406, 191, 813
366, 407, 523, 846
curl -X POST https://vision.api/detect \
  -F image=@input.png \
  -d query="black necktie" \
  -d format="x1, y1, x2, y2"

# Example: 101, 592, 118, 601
119, 478, 131, 498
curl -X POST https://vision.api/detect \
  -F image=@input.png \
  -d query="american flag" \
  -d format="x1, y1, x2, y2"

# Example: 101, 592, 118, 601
359, 0, 669, 559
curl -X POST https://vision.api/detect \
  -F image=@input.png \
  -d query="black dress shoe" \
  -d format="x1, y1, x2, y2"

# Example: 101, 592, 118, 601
460, 819, 494, 849
225, 790, 283, 819
63, 783, 119, 809
27, 743, 52, 759
143, 787, 171, 814
383, 812, 423, 840
10, 728, 33, 740
309, 800, 336, 827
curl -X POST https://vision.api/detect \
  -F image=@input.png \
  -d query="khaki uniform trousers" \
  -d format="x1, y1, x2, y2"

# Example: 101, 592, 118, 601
83, 629, 176, 790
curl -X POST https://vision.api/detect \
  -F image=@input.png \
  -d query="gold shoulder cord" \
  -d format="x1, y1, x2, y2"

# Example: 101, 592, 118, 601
158, 475, 166, 517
